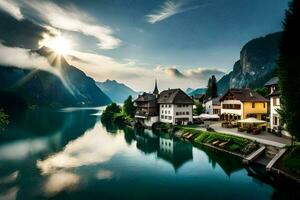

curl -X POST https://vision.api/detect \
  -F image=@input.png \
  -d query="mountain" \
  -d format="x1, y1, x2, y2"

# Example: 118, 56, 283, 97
187, 88, 207, 96
96, 79, 138, 103
0, 47, 111, 107
217, 32, 282, 95
185, 88, 195, 94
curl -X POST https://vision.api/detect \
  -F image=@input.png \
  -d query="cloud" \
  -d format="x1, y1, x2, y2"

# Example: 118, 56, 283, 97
146, 0, 205, 24
0, 10, 51, 49
155, 65, 185, 78
155, 65, 224, 80
0, 43, 53, 71
185, 68, 225, 80
3, 0, 121, 50
23, 0, 121, 49
0, 0, 23, 20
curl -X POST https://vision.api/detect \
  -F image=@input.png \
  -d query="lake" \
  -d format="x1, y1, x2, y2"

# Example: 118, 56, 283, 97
0, 108, 297, 200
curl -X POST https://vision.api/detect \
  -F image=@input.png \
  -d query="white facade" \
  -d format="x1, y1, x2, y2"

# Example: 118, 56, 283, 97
159, 104, 193, 125
220, 100, 244, 118
270, 96, 280, 130
205, 100, 213, 114
205, 100, 221, 115
159, 137, 174, 155
144, 116, 159, 127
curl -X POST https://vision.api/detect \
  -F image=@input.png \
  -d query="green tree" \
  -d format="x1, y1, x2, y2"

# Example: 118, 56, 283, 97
101, 103, 121, 122
255, 87, 268, 97
0, 109, 9, 130
278, 0, 300, 140
211, 75, 218, 98
205, 77, 212, 99
194, 104, 204, 115
205, 75, 218, 99
123, 95, 136, 118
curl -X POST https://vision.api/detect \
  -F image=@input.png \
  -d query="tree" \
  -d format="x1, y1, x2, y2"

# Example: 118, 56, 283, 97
101, 103, 121, 122
205, 75, 218, 99
211, 75, 218, 98
194, 104, 204, 115
255, 87, 268, 97
0, 109, 9, 130
278, 0, 300, 140
123, 95, 136, 118
205, 78, 212, 99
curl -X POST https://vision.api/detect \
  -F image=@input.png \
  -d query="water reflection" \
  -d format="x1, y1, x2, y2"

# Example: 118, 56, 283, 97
37, 123, 127, 174
0, 109, 298, 199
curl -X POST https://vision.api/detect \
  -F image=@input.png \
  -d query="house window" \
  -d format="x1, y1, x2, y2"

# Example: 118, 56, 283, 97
273, 116, 278, 125
168, 111, 170, 114
252, 103, 255, 108
186, 112, 189, 115
169, 105, 171, 108
169, 116, 172, 120
263, 103, 266, 108
273, 97, 279, 106
161, 115, 164, 119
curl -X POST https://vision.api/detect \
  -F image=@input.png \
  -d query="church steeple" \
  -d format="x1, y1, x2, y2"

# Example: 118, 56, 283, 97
153, 79, 159, 96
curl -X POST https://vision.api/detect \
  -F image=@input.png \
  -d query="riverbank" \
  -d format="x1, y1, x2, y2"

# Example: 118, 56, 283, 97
172, 125, 300, 184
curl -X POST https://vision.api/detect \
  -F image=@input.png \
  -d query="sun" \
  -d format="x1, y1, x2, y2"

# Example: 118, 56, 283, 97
40, 35, 72, 55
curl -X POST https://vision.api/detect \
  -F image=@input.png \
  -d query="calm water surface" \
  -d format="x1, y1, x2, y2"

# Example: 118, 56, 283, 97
0, 108, 297, 199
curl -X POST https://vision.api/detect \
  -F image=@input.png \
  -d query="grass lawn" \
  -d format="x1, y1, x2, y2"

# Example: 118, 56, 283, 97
180, 127, 252, 154
279, 145, 300, 176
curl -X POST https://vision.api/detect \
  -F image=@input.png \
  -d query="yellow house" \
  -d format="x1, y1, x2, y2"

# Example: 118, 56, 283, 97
219, 88, 268, 121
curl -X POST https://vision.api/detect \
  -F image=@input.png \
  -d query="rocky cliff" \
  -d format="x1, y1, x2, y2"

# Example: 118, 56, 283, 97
218, 32, 282, 94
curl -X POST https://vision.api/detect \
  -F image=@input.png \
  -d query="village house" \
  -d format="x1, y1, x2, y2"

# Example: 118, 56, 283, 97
264, 77, 291, 137
158, 89, 194, 125
219, 88, 268, 121
134, 81, 159, 127
204, 96, 221, 115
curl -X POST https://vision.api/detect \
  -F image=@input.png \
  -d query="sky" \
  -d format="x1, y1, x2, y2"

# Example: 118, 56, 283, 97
0, 0, 290, 92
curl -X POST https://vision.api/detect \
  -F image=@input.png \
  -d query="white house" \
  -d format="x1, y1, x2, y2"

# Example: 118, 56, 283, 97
158, 89, 194, 125
204, 96, 221, 115
264, 77, 291, 137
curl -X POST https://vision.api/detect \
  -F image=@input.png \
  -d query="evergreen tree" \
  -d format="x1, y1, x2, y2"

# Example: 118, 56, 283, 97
205, 75, 218, 99
211, 75, 218, 98
278, 0, 300, 140
123, 95, 136, 118
205, 78, 212, 99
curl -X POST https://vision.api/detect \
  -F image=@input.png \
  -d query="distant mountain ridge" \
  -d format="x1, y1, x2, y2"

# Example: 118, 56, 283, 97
0, 46, 111, 107
96, 79, 138, 103
217, 32, 282, 94
186, 88, 207, 96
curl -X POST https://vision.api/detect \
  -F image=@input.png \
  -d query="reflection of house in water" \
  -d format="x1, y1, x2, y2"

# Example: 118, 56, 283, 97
158, 134, 193, 171
200, 145, 243, 177
135, 129, 159, 154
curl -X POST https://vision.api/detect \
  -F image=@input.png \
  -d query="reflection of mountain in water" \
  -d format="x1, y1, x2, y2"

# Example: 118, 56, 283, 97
0, 108, 98, 199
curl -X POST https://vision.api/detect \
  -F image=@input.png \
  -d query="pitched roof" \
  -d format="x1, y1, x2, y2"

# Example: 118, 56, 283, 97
135, 92, 156, 102
219, 88, 268, 102
204, 96, 221, 105
264, 77, 279, 87
157, 89, 193, 104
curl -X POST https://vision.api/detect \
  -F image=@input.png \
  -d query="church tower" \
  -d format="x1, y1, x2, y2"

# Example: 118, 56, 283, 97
153, 79, 159, 96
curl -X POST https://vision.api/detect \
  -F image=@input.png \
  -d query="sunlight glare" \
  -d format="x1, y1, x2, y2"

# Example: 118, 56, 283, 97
41, 35, 72, 55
